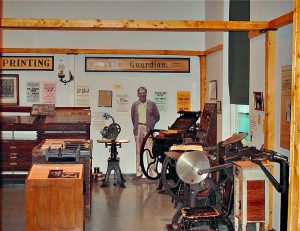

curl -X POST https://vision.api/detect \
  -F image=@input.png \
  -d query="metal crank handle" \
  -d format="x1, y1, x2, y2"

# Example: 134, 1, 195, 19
197, 163, 233, 175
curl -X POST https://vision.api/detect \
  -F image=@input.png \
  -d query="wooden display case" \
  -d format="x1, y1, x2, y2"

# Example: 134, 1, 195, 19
26, 164, 84, 231
32, 139, 92, 217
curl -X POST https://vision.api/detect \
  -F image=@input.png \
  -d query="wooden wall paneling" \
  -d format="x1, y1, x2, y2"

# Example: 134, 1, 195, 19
288, 0, 300, 229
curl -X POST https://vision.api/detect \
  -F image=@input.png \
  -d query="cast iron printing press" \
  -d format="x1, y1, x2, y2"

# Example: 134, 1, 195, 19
97, 112, 128, 188
163, 133, 289, 231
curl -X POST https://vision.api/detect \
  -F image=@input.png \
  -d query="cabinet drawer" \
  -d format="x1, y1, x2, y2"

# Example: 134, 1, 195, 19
1, 140, 36, 171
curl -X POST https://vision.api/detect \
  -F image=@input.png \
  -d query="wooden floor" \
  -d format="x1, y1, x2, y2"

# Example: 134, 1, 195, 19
1, 177, 258, 230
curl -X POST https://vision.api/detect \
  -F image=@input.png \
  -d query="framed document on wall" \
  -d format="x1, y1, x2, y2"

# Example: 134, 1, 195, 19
98, 90, 112, 107
0, 74, 19, 106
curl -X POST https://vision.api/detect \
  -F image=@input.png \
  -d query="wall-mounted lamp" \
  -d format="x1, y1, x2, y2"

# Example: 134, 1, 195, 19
58, 59, 74, 85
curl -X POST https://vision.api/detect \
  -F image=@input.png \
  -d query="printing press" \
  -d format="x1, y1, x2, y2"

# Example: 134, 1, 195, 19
32, 139, 93, 217
139, 110, 201, 181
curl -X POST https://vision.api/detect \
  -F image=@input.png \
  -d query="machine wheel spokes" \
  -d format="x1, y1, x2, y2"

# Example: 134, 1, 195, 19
140, 129, 162, 180
161, 156, 185, 204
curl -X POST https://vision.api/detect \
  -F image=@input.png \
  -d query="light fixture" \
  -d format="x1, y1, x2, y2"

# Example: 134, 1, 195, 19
58, 59, 74, 85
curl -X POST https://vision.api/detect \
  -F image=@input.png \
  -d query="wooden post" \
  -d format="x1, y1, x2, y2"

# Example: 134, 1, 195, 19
264, 31, 276, 150
200, 55, 206, 111
264, 30, 276, 230
288, 1, 300, 230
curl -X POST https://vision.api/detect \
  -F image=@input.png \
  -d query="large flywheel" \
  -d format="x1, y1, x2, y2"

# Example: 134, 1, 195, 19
140, 129, 162, 180
161, 156, 185, 204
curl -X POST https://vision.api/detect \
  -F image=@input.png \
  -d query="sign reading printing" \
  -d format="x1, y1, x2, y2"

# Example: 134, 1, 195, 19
0, 56, 54, 70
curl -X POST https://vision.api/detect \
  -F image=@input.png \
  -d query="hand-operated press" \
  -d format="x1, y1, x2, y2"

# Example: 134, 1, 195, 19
139, 110, 201, 181
164, 132, 250, 230
97, 113, 128, 188
164, 133, 289, 231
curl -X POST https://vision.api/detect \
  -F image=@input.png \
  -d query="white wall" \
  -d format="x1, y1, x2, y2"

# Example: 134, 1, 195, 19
3, 1, 205, 50
250, 1, 292, 229
2, 0, 205, 174
205, 0, 230, 142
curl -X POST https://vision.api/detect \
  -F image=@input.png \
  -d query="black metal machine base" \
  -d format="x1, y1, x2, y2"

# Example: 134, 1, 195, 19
100, 140, 126, 188
102, 158, 126, 188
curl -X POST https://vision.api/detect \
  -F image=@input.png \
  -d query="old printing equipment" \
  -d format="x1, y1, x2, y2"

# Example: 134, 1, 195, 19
43, 141, 91, 162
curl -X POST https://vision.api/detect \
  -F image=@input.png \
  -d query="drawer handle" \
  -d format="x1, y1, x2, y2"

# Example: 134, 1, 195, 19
10, 156, 17, 159
10, 146, 17, 149
10, 163, 17, 166
10, 153, 18, 157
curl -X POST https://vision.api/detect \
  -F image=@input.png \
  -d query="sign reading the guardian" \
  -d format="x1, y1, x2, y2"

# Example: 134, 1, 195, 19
85, 57, 190, 73
0, 56, 54, 71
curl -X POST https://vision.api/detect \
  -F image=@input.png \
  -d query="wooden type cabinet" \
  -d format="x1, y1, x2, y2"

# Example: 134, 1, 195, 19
233, 161, 273, 231
0, 106, 91, 179
1, 140, 37, 173
26, 164, 84, 231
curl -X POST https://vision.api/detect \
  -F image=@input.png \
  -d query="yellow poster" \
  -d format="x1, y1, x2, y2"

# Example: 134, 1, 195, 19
177, 91, 191, 111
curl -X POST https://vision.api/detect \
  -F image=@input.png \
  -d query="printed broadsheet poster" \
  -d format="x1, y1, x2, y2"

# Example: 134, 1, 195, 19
26, 81, 40, 103
177, 91, 191, 111
154, 91, 167, 112
42, 81, 56, 104
116, 92, 130, 112
92, 111, 106, 130
76, 85, 90, 106
280, 65, 292, 149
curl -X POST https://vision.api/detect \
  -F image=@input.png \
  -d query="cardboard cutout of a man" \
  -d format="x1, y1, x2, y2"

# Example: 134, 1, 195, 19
131, 86, 160, 179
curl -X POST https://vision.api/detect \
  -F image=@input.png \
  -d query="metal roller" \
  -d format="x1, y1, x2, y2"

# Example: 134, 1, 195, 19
176, 150, 210, 184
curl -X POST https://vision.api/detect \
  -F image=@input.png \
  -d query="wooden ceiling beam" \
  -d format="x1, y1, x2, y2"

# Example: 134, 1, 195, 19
0, 47, 204, 56
203, 44, 223, 55
0, 44, 222, 56
249, 11, 293, 39
0, 18, 269, 32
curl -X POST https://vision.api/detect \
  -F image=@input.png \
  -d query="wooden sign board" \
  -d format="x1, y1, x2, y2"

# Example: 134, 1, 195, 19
85, 57, 190, 73
0, 56, 54, 70
31, 104, 55, 116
